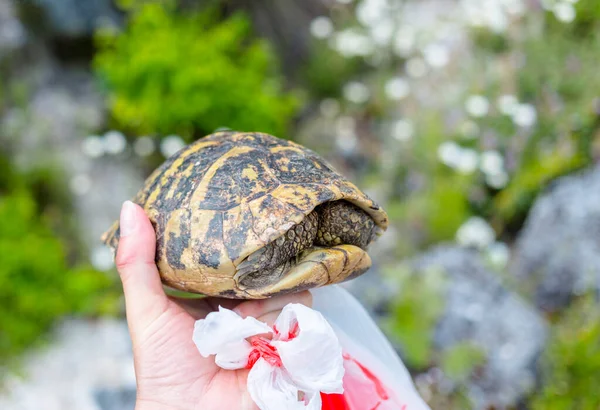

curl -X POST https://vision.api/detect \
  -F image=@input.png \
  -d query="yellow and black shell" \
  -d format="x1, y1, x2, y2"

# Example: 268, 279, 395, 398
102, 132, 388, 299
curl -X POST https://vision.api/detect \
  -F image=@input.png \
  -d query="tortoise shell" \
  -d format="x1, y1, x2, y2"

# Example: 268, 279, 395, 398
102, 132, 388, 298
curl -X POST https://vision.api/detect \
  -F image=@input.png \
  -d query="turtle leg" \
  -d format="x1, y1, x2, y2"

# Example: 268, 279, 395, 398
235, 211, 318, 288
314, 201, 375, 249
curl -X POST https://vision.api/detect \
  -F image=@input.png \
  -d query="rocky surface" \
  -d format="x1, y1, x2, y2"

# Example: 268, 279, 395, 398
511, 165, 600, 311
26, 0, 122, 38
0, 0, 25, 56
402, 246, 548, 408
94, 387, 136, 410
0, 319, 135, 410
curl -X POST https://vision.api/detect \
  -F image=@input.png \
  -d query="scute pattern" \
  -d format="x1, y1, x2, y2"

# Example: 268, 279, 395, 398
102, 131, 388, 296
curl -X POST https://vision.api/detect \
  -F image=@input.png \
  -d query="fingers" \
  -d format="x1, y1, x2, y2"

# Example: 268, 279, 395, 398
172, 291, 313, 325
169, 297, 242, 320
233, 291, 313, 326
115, 201, 169, 329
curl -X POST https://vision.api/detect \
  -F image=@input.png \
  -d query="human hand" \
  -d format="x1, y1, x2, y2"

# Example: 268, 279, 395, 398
115, 201, 313, 410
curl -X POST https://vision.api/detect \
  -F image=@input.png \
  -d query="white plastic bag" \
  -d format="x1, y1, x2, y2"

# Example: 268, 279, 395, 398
193, 303, 345, 410
193, 286, 431, 410
312, 285, 431, 410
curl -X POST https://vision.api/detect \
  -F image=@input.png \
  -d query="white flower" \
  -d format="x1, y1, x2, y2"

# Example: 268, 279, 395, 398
193, 304, 344, 410
392, 119, 414, 141
423, 44, 450, 68
465, 95, 490, 117
310, 17, 334, 39
369, 17, 394, 46
553, 3, 576, 23
343, 81, 370, 104
333, 29, 374, 57
512, 103, 537, 127
90, 246, 115, 271
160, 135, 186, 158
336, 132, 358, 152
486, 171, 509, 189
480, 150, 504, 176
335, 116, 357, 152
393, 26, 416, 57
503, 0, 526, 16
498, 94, 519, 115
133, 136, 156, 157
336, 116, 356, 136
438, 141, 462, 167
456, 148, 479, 174
319, 99, 340, 118
486, 5, 509, 32
462, 0, 509, 32
384, 77, 410, 100
487, 241, 510, 268
406, 57, 428, 78
69, 174, 92, 196
356, 0, 389, 28
438, 142, 478, 173
81, 135, 105, 158
456, 217, 496, 249
480, 149, 509, 188
103, 130, 127, 155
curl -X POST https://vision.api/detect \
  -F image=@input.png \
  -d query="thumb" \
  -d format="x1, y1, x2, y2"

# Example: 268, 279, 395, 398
115, 201, 169, 331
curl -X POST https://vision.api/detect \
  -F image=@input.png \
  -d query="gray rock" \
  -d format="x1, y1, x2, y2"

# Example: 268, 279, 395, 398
0, 0, 26, 55
511, 165, 600, 311
0, 319, 135, 410
404, 246, 547, 409
94, 387, 136, 410
27, 0, 122, 37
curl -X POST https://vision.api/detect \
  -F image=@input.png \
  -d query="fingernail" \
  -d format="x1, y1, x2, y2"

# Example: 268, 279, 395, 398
120, 201, 137, 237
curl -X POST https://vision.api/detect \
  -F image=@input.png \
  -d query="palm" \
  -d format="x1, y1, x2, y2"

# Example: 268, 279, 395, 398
133, 297, 256, 410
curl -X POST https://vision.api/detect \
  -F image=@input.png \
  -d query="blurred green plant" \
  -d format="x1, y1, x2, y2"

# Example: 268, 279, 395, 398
94, 2, 298, 140
494, 149, 585, 223
384, 4, 600, 249
0, 156, 119, 369
301, 40, 365, 99
384, 265, 446, 369
417, 342, 487, 410
530, 294, 600, 410
441, 342, 486, 384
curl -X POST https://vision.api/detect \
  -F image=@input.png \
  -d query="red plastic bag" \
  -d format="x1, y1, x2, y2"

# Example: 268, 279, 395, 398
321, 351, 410, 410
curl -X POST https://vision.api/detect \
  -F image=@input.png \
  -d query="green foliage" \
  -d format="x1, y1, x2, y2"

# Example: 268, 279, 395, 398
441, 342, 486, 383
494, 149, 585, 222
301, 40, 365, 98
388, 177, 471, 257
94, 3, 298, 140
384, 114, 474, 254
471, 28, 509, 54
0, 158, 119, 367
530, 294, 600, 410
385, 266, 446, 369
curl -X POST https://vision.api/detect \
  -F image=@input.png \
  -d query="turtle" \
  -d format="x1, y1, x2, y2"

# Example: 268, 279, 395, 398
102, 131, 388, 299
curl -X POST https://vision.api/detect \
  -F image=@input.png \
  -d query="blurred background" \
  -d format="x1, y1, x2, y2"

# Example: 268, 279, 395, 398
1, 0, 599, 408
